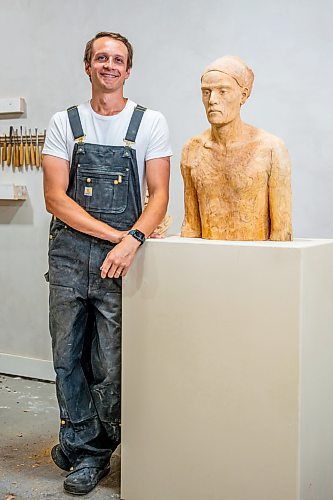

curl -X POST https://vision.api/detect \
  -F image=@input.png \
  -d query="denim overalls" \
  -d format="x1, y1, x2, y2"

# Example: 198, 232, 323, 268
48, 104, 145, 469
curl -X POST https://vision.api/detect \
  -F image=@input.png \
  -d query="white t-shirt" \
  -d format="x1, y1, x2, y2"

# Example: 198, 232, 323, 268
43, 99, 172, 201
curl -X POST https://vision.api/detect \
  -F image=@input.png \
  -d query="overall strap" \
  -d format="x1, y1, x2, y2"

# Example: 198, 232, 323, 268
67, 106, 85, 141
124, 104, 146, 147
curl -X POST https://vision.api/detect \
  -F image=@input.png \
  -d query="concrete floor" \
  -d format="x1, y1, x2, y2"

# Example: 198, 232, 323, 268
0, 374, 120, 499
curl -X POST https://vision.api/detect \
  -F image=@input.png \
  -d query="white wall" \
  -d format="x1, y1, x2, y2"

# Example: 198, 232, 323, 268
0, 0, 332, 372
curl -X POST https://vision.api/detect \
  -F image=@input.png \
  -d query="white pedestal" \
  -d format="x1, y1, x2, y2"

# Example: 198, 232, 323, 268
121, 237, 333, 500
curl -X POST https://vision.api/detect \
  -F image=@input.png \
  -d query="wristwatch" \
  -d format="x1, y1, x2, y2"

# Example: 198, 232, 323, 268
128, 229, 146, 245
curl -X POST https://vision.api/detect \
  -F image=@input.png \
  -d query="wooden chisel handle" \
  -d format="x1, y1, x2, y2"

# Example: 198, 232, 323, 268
24, 142, 30, 166
30, 141, 36, 166
2, 139, 7, 163
35, 144, 40, 167
19, 143, 24, 166
14, 143, 19, 168
7, 144, 12, 166
13, 140, 18, 167
17, 145, 20, 167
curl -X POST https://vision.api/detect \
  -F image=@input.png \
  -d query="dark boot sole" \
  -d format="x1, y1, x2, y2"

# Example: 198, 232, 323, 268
63, 466, 110, 495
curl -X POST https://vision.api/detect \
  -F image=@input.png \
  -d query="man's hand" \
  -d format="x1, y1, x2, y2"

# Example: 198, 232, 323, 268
149, 232, 165, 239
112, 230, 129, 244
100, 235, 141, 279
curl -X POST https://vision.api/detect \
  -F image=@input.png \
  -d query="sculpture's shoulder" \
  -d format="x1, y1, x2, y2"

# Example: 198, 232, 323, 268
252, 126, 289, 153
248, 126, 291, 171
181, 130, 210, 167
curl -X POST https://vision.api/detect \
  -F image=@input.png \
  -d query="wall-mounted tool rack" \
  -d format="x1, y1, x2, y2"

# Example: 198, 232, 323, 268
0, 127, 46, 168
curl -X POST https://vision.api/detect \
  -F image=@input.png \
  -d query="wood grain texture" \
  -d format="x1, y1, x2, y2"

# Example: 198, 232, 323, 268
180, 57, 292, 241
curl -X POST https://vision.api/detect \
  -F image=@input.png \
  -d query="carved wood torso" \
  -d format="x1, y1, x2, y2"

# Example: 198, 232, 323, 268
181, 127, 292, 241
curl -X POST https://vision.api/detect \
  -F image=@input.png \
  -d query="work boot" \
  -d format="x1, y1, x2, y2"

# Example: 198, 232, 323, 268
51, 444, 72, 471
63, 466, 110, 495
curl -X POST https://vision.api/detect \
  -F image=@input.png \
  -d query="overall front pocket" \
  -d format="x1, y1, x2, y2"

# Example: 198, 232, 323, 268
76, 165, 130, 214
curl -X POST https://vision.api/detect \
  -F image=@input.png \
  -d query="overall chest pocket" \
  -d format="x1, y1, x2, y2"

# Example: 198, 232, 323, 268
76, 165, 130, 214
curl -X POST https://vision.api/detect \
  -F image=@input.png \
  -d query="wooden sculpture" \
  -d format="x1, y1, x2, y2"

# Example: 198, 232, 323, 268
180, 56, 292, 241
144, 190, 173, 237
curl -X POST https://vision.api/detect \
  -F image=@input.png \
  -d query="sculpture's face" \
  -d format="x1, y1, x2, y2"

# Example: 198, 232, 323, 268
201, 71, 243, 125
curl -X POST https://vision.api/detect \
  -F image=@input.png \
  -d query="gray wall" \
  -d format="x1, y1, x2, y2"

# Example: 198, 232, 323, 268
0, 0, 332, 372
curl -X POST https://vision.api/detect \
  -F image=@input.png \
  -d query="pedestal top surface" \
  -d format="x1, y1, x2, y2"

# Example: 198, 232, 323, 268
147, 236, 333, 249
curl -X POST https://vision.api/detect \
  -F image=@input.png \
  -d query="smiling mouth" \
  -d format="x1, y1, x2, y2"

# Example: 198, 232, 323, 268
100, 73, 119, 78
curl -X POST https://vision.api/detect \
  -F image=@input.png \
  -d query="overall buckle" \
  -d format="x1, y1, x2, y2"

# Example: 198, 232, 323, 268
123, 138, 135, 148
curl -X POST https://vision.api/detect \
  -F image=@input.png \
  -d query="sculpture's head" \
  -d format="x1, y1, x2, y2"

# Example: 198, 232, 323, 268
201, 56, 254, 126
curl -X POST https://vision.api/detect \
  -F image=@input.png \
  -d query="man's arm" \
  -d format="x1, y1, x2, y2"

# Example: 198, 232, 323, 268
133, 156, 170, 236
269, 140, 292, 241
180, 143, 202, 238
43, 155, 125, 243
100, 156, 170, 279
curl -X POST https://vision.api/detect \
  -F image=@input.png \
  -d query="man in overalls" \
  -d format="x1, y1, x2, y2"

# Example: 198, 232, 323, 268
42, 31, 171, 495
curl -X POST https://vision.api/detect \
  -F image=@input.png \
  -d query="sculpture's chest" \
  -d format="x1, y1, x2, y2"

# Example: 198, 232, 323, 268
190, 143, 271, 195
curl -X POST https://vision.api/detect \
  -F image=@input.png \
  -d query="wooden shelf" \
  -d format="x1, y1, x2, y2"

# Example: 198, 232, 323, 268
0, 184, 27, 200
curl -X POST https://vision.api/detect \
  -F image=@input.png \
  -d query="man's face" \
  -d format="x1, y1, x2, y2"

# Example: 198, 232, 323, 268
201, 71, 244, 126
85, 37, 130, 92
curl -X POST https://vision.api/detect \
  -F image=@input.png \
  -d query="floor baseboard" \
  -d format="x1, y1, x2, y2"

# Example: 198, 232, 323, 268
0, 353, 55, 381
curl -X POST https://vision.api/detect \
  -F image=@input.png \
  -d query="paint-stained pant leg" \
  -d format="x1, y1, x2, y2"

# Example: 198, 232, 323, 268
89, 284, 122, 444
49, 283, 112, 468
86, 240, 122, 446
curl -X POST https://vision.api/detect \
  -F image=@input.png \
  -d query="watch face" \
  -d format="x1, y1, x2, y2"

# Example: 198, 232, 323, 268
129, 229, 145, 244
135, 229, 145, 239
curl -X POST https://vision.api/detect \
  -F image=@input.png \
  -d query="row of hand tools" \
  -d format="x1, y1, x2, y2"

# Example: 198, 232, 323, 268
0, 127, 46, 168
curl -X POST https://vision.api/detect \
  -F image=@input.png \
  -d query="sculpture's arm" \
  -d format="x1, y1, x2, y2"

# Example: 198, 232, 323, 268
268, 140, 292, 241
180, 149, 202, 238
